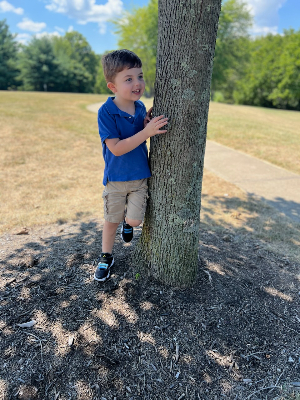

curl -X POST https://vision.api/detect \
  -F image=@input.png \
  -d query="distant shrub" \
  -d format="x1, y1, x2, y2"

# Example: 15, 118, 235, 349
212, 91, 225, 103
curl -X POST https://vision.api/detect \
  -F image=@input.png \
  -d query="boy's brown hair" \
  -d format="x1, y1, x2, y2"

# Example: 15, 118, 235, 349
102, 49, 142, 83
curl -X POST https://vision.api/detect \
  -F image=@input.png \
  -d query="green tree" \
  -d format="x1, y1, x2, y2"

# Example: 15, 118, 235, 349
63, 31, 98, 91
0, 19, 19, 89
269, 29, 300, 109
18, 31, 98, 93
113, 0, 158, 97
94, 65, 111, 94
18, 36, 61, 91
212, 0, 252, 101
94, 52, 111, 94
235, 30, 300, 110
53, 31, 98, 92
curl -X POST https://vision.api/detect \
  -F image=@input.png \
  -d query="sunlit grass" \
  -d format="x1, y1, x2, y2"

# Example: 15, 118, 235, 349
207, 102, 300, 175
0, 91, 107, 232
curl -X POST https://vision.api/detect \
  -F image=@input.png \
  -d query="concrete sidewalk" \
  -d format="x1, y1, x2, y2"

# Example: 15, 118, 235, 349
88, 102, 300, 223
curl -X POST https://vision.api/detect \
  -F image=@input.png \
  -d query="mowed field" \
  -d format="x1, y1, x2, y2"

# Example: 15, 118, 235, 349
1, 91, 299, 259
0, 91, 107, 232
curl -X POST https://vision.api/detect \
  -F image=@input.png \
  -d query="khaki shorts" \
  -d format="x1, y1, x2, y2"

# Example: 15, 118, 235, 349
102, 179, 148, 223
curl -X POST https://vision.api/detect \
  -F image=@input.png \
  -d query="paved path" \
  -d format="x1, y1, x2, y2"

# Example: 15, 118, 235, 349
88, 102, 300, 223
86, 103, 102, 113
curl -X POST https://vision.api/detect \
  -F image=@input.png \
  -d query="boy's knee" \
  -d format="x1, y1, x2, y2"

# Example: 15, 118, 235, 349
126, 218, 142, 227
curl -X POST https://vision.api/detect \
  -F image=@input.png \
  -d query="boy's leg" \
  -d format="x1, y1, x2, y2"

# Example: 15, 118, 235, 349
94, 221, 119, 282
102, 181, 127, 250
102, 220, 119, 254
119, 179, 148, 243
94, 182, 126, 282
125, 217, 142, 227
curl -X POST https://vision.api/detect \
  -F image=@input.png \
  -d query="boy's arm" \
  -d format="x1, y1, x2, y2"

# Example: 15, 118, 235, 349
105, 114, 168, 157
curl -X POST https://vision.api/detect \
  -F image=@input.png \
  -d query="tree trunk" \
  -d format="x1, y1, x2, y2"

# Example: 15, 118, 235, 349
135, 0, 222, 287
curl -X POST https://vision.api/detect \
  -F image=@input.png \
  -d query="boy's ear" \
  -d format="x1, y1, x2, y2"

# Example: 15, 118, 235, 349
107, 82, 117, 93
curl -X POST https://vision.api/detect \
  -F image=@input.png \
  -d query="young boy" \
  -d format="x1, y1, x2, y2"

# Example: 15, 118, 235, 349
94, 49, 168, 282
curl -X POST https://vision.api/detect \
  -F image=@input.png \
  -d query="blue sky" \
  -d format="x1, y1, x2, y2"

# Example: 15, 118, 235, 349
1, 0, 300, 55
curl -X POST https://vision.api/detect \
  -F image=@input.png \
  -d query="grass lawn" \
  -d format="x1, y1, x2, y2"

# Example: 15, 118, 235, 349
0, 91, 107, 232
0, 91, 299, 260
207, 102, 300, 175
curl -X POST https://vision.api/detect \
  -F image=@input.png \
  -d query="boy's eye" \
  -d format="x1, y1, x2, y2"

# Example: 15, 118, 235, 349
126, 78, 132, 82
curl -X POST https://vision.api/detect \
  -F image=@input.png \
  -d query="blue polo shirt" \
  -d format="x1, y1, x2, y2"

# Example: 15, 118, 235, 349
98, 97, 151, 186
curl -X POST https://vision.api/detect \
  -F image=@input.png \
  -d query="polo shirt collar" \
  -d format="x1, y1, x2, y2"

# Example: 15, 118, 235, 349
105, 96, 143, 118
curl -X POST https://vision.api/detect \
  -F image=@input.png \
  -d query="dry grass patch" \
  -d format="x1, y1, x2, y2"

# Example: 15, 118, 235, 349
0, 91, 107, 232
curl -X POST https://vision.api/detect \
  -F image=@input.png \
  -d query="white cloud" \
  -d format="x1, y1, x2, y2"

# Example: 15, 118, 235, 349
251, 25, 278, 35
45, 0, 123, 33
0, 0, 23, 14
117, 12, 129, 27
35, 31, 61, 39
67, 25, 74, 32
55, 26, 65, 33
15, 32, 30, 45
17, 18, 46, 33
15, 30, 61, 46
245, 0, 287, 35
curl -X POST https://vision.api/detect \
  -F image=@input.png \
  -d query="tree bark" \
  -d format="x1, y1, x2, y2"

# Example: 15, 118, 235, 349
135, 0, 222, 287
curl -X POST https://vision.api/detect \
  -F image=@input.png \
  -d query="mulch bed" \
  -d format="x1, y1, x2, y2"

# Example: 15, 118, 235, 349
0, 219, 299, 400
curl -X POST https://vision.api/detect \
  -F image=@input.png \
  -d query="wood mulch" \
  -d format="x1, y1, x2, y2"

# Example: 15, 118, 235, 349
0, 219, 299, 400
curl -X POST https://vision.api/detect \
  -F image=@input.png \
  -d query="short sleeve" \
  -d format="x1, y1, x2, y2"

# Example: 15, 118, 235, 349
98, 106, 119, 144
138, 100, 147, 119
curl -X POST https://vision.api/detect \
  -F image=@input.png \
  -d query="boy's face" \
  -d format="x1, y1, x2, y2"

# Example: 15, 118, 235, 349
107, 67, 145, 102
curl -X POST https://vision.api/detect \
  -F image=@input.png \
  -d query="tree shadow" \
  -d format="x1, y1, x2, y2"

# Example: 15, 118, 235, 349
264, 197, 300, 224
0, 216, 299, 399
201, 191, 300, 261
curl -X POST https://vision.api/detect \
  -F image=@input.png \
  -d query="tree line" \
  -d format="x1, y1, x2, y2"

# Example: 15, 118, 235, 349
1, 0, 299, 110
0, 20, 101, 93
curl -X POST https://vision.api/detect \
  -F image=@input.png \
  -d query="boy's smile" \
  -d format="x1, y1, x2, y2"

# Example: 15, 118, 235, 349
107, 67, 145, 111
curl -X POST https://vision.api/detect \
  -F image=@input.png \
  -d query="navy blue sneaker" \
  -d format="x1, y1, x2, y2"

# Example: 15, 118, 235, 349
94, 253, 114, 282
121, 220, 133, 243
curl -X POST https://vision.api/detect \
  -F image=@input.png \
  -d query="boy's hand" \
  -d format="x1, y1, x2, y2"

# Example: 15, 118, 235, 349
144, 107, 153, 128
144, 114, 168, 137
